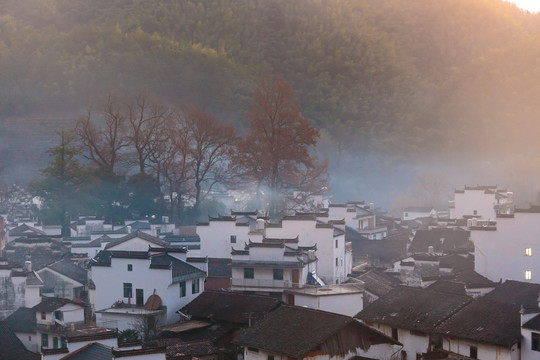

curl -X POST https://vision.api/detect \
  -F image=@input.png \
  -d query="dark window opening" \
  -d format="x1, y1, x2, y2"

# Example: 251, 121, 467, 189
470, 345, 478, 359
273, 268, 283, 280
532, 332, 540, 351
123, 283, 132, 298
392, 327, 399, 341
230, 235, 236, 243
136, 289, 144, 306
244, 268, 254, 279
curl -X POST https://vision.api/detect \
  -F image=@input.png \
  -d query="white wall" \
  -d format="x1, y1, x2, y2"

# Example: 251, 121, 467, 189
443, 336, 518, 360
265, 219, 346, 284
243, 341, 401, 360
369, 323, 429, 360
291, 292, 363, 317
454, 190, 496, 220
198, 221, 251, 258
91, 256, 204, 326
472, 212, 540, 282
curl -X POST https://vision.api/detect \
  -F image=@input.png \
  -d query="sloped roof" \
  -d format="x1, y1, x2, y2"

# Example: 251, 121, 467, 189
483, 280, 540, 312
180, 290, 281, 325
523, 313, 540, 331
0, 323, 40, 360
33, 297, 85, 313
426, 280, 467, 296
128, 221, 151, 230
233, 305, 399, 358
346, 227, 407, 265
58, 342, 112, 360
354, 270, 400, 297
408, 229, 471, 254
2, 307, 36, 333
46, 259, 88, 285
26, 271, 44, 286
9, 223, 46, 236
356, 287, 472, 333
404, 206, 435, 213
104, 230, 169, 250
150, 253, 206, 280
435, 298, 521, 348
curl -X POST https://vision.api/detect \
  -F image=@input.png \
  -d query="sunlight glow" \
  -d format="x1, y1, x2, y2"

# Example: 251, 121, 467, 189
504, 0, 540, 13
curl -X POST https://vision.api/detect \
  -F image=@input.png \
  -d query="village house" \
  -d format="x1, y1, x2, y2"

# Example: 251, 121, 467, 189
233, 305, 402, 360
328, 202, 388, 240
230, 237, 318, 295
350, 269, 401, 305
3, 235, 70, 271
469, 205, 540, 283
0, 259, 42, 320
449, 185, 513, 220
356, 286, 472, 360
37, 259, 90, 302
154, 289, 282, 359
402, 206, 437, 221
0, 323, 40, 360
90, 243, 206, 330
264, 215, 349, 284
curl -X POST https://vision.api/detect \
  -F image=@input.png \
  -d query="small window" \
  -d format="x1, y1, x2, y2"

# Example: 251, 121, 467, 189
470, 345, 478, 359
391, 327, 398, 341
54, 310, 63, 321
41, 312, 46, 320
179, 281, 186, 297
526, 248, 532, 256
41, 333, 48, 348
192, 279, 200, 294
123, 283, 133, 298
273, 269, 283, 280
404, 212, 408, 217
335, 239, 338, 248
128, 264, 133, 271
53, 337, 58, 349
244, 268, 254, 279
526, 270, 532, 280
230, 235, 236, 243
28, 336, 32, 341
61, 337, 67, 349
532, 332, 540, 351
473, 210, 477, 215
336, 257, 338, 266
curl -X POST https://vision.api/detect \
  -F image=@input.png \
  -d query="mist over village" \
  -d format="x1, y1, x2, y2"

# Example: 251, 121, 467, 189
4, 1, 540, 360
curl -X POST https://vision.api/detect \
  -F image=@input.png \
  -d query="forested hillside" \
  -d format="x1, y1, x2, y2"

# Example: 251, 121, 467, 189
1, 0, 540, 204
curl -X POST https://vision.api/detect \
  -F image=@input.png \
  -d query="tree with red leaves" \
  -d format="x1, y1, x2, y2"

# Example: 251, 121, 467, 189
236, 75, 328, 218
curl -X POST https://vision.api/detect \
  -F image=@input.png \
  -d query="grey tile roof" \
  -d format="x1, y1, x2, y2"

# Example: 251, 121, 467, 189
233, 305, 399, 358
181, 290, 280, 325
2, 307, 36, 333
408, 228, 472, 254
33, 297, 85, 313
105, 230, 169, 250
59, 342, 112, 360
435, 298, 521, 348
150, 253, 205, 280
46, 259, 88, 285
356, 286, 472, 333
0, 323, 40, 360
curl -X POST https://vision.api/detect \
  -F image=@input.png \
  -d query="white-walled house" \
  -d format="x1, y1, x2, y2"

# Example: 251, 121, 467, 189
0, 259, 43, 320
37, 259, 89, 301
449, 185, 513, 220
231, 238, 317, 295
283, 282, 364, 316
90, 247, 206, 330
265, 215, 348, 284
197, 215, 256, 259
402, 206, 437, 221
233, 305, 401, 360
470, 206, 540, 283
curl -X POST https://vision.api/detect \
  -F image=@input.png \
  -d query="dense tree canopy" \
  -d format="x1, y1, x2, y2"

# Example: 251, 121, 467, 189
4, 0, 540, 205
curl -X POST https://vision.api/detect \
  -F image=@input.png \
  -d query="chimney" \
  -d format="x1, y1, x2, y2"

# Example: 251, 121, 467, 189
25, 260, 32, 272
256, 218, 265, 231
428, 246, 434, 255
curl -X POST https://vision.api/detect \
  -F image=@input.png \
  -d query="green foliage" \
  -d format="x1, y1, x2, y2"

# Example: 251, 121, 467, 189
2, 0, 540, 173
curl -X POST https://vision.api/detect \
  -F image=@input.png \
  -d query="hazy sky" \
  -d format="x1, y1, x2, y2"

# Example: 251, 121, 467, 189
504, 0, 540, 12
